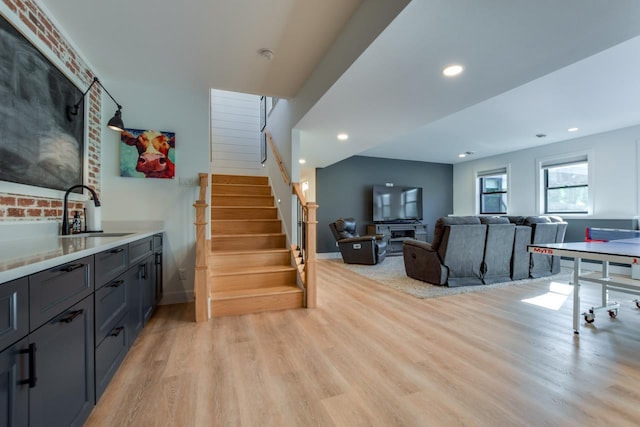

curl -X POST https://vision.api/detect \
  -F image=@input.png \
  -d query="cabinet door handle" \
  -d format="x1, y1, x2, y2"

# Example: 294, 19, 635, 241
110, 326, 125, 337
60, 263, 83, 273
19, 343, 37, 388
139, 264, 147, 280
109, 279, 125, 288
109, 247, 124, 254
59, 309, 84, 324
155, 253, 162, 265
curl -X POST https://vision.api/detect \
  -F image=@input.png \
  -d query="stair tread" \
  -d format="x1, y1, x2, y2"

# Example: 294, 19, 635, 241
212, 206, 276, 209
211, 219, 280, 221
211, 233, 285, 238
209, 249, 290, 257
211, 265, 296, 276
211, 183, 269, 187
211, 193, 272, 197
211, 285, 302, 300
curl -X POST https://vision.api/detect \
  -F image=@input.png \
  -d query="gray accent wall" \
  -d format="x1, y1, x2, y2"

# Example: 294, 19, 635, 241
316, 156, 453, 253
564, 218, 639, 242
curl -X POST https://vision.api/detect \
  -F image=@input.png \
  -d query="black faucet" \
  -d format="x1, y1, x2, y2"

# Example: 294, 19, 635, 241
61, 185, 101, 235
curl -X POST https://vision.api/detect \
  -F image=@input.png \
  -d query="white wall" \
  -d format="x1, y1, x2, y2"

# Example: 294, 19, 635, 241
100, 79, 210, 304
453, 124, 640, 219
265, 0, 410, 241
211, 90, 264, 176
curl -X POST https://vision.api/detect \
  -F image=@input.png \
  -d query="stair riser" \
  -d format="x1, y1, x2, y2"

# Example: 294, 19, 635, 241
211, 184, 271, 196
212, 175, 268, 185
211, 291, 303, 317
212, 270, 297, 292
211, 207, 277, 220
209, 251, 290, 270
211, 195, 274, 207
211, 235, 286, 251
211, 220, 281, 235
211, 174, 269, 185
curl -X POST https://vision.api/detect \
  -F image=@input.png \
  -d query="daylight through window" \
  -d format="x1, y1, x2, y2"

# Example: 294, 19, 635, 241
478, 168, 507, 214
543, 161, 588, 214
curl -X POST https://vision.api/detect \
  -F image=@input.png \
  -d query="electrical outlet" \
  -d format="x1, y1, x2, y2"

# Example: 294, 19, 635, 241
178, 268, 186, 280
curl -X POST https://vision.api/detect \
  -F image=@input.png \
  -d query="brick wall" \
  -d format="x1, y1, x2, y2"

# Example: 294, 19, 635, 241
1, 0, 102, 221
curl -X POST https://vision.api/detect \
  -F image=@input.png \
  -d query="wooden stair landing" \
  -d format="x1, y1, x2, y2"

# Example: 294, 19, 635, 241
209, 174, 303, 317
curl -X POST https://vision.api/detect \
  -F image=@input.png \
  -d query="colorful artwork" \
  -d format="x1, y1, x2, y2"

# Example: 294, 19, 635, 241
120, 128, 176, 179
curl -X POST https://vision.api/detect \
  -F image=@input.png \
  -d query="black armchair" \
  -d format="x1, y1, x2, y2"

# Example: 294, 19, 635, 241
329, 218, 387, 265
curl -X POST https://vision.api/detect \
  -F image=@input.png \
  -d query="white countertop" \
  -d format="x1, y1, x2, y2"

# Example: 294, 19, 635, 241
0, 221, 163, 284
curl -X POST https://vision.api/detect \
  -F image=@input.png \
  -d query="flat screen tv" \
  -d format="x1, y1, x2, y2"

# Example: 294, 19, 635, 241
372, 185, 423, 223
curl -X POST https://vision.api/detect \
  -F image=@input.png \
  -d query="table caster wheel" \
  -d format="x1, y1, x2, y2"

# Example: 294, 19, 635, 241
608, 309, 618, 318
636, 301, 640, 309
584, 312, 595, 323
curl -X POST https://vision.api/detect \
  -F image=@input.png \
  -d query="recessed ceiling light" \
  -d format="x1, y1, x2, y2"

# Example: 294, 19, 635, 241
337, 133, 349, 141
536, 133, 547, 138
458, 151, 474, 158
568, 127, 579, 132
442, 64, 464, 77
298, 159, 306, 164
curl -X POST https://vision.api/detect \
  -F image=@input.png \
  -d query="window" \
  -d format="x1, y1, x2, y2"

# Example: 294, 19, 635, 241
477, 168, 507, 214
543, 161, 588, 214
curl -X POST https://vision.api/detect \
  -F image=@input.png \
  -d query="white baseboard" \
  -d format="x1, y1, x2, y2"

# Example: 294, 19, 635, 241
317, 252, 342, 260
159, 290, 194, 305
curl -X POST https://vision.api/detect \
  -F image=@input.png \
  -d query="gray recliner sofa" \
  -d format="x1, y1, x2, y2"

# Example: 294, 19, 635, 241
403, 216, 487, 287
507, 216, 567, 278
403, 215, 567, 287
479, 216, 516, 284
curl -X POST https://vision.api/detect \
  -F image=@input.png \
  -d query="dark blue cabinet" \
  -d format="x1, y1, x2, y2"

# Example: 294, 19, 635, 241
29, 256, 93, 331
28, 296, 94, 427
94, 245, 128, 289
0, 337, 29, 427
141, 255, 155, 324
0, 278, 28, 353
0, 234, 160, 426
153, 233, 163, 304
126, 261, 145, 347
95, 313, 127, 401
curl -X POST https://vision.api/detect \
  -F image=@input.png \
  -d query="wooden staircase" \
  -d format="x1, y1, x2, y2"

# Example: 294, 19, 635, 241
209, 174, 304, 317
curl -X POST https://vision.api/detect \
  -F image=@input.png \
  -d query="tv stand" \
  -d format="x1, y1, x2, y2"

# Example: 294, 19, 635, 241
367, 223, 428, 256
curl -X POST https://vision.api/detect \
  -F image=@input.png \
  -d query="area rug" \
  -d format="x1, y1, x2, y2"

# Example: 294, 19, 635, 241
328, 256, 572, 299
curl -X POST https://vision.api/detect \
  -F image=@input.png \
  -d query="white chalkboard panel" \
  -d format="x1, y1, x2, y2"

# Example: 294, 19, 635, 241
0, 15, 84, 192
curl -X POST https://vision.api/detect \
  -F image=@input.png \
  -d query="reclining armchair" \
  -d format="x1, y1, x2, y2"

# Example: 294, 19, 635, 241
403, 216, 487, 287
329, 218, 387, 265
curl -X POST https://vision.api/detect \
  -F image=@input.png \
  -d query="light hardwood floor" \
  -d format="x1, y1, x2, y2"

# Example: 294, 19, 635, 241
85, 260, 640, 427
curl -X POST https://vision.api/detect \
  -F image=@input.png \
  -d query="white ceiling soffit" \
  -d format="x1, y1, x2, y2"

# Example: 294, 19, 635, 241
296, 0, 640, 168
39, 0, 363, 97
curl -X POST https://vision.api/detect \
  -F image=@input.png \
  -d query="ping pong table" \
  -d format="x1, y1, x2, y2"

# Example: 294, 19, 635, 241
528, 235, 640, 334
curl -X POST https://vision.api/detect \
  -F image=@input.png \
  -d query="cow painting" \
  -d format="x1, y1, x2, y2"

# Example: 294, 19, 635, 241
120, 128, 175, 179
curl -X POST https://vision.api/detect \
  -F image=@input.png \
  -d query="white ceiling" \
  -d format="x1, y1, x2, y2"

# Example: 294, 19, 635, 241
39, 0, 363, 97
296, 0, 640, 167
39, 0, 640, 169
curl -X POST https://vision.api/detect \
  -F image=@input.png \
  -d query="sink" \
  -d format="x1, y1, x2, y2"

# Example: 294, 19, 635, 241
60, 232, 135, 238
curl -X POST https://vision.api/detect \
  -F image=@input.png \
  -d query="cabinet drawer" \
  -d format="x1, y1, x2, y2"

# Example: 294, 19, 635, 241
95, 245, 129, 289
95, 273, 129, 346
129, 237, 153, 265
0, 278, 28, 352
95, 314, 128, 401
29, 256, 94, 332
